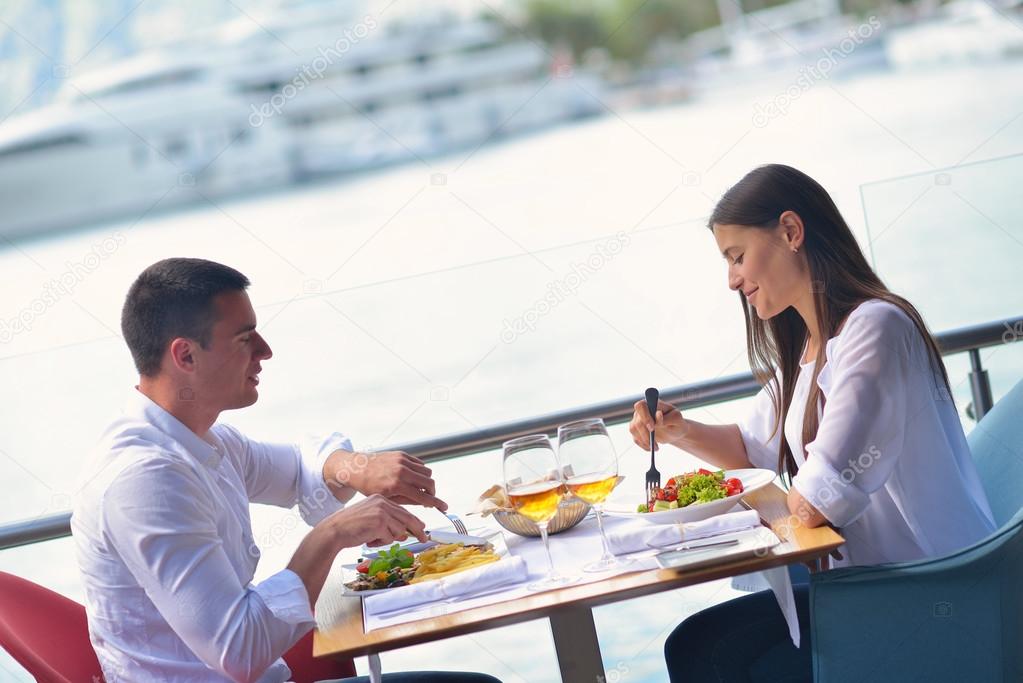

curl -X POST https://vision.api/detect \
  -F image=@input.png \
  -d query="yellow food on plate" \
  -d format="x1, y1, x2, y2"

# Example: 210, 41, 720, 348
410, 543, 499, 584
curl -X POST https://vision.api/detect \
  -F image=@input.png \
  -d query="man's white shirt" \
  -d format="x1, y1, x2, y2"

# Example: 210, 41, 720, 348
72, 389, 352, 682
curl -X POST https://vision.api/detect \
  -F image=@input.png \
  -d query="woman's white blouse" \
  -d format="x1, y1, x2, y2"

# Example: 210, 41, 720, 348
738, 299, 996, 566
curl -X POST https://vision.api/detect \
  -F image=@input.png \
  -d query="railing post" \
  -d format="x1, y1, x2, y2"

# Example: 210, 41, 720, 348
968, 348, 993, 420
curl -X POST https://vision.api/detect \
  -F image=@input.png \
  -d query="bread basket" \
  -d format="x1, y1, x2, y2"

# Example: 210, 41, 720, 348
491, 498, 590, 537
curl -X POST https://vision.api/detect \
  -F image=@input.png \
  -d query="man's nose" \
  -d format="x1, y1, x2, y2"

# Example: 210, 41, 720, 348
253, 333, 272, 360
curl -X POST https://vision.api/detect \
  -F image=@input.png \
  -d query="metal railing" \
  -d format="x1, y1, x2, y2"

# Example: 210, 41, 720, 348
1, 314, 1018, 551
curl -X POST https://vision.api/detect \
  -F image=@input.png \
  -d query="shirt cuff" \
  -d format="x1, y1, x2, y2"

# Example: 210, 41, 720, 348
253, 569, 316, 626
792, 453, 871, 527
738, 425, 779, 473
298, 432, 353, 526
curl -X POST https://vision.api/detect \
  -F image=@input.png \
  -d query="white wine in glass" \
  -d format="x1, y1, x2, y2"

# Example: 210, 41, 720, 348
503, 434, 579, 591
558, 418, 631, 572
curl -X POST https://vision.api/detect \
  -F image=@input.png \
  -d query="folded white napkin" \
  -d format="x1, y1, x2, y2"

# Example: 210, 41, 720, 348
606, 509, 760, 556
363, 556, 528, 617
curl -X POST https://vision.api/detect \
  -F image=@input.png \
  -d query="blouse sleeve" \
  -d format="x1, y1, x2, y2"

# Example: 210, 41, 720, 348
738, 375, 783, 473
792, 306, 918, 528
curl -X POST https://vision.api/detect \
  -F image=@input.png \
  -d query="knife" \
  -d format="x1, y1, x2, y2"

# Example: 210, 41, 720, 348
426, 529, 491, 547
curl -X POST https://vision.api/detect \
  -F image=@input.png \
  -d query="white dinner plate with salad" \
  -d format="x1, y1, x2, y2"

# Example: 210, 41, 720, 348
603, 468, 776, 524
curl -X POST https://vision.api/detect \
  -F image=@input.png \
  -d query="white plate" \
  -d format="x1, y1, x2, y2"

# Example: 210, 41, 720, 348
603, 468, 776, 524
340, 582, 396, 597
342, 532, 508, 597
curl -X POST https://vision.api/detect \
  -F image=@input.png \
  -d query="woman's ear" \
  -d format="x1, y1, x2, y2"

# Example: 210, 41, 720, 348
778, 210, 805, 252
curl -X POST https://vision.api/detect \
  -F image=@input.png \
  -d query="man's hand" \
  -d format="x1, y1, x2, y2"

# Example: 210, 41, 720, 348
322, 494, 429, 548
324, 450, 448, 511
287, 495, 428, 606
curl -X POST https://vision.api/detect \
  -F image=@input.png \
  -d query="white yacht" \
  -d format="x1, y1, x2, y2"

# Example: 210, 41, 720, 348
883, 0, 1023, 70
0, 5, 605, 240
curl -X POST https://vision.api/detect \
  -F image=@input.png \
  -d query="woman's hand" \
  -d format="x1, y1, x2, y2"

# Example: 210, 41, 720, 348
630, 399, 688, 451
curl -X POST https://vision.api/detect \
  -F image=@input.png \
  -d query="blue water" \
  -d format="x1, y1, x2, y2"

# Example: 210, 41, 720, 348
1, 58, 1022, 681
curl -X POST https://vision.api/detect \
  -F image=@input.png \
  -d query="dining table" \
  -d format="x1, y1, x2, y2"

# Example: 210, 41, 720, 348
313, 483, 845, 682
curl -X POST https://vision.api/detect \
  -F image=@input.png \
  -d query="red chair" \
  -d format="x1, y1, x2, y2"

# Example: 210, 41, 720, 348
0, 571, 356, 683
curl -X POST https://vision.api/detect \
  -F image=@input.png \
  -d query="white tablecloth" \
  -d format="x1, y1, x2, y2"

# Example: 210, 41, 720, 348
315, 512, 799, 645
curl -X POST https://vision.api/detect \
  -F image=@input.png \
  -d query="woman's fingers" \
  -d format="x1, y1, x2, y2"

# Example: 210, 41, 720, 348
633, 400, 653, 429
632, 399, 681, 450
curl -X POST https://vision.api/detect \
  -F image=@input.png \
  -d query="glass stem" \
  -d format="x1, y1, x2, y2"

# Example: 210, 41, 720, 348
594, 505, 613, 561
538, 522, 558, 578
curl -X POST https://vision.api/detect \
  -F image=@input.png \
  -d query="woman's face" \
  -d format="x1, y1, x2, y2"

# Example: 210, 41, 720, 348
712, 222, 805, 320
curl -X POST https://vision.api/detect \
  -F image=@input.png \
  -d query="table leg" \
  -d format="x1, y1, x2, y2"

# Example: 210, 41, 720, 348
549, 605, 605, 683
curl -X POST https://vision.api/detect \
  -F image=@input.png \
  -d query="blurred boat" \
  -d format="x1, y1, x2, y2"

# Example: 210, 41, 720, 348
0, 4, 605, 239
884, 0, 1023, 69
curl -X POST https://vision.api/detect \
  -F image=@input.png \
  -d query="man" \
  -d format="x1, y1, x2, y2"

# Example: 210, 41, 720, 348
72, 258, 499, 683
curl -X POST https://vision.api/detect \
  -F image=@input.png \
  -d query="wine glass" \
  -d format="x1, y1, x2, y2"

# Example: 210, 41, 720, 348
502, 434, 579, 591
558, 418, 631, 572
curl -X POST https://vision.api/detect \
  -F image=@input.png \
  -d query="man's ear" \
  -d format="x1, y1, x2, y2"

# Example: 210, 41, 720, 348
168, 337, 197, 373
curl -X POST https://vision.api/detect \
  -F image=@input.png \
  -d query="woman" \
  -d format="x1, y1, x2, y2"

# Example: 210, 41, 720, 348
629, 164, 995, 682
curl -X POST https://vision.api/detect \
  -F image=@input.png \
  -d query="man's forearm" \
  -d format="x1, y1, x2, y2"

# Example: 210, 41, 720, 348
287, 524, 341, 608
322, 450, 362, 503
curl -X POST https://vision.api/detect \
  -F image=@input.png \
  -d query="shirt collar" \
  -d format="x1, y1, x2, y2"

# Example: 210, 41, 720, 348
125, 388, 223, 468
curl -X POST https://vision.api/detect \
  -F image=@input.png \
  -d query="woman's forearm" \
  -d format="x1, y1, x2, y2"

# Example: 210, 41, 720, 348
671, 421, 753, 470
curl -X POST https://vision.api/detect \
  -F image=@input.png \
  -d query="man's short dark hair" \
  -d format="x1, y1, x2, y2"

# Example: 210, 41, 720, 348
121, 258, 250, 376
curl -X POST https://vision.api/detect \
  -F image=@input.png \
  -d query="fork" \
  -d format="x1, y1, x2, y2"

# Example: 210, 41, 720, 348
645, 387, 661, 502
445, 512, 468, 535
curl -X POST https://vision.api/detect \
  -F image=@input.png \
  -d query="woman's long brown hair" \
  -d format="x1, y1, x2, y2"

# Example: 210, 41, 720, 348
708, 164, 952, 482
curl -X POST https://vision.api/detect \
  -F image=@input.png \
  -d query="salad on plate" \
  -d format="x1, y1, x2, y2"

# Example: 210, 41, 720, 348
638, 468, 744, 513
345, 542, 499, 592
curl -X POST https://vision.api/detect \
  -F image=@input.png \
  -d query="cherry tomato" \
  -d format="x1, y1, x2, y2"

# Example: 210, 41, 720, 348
665, 488, 677, 502
724, 478, 744, 495
655, 488, 666, 501
356, 560, 370, 574
648, 501, 655, 512
666, 477, 677, 487
698, 468, 713, 476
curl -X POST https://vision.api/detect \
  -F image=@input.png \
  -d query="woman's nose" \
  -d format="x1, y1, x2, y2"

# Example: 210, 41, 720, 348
728, 269, 743, 292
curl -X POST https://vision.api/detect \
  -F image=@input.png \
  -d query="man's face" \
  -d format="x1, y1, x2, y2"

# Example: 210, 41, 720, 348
191, 290, 272, 411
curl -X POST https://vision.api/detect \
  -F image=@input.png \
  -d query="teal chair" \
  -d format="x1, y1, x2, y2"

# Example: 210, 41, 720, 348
809, 379, 1023, 682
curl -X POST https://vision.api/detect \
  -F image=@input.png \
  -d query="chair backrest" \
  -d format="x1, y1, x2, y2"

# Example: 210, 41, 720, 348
968, 378, 1023, 527
811, 505, 1023, 682
0, 571, 104, 683
0, 570, 355, 683
283, 629, 357, 683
